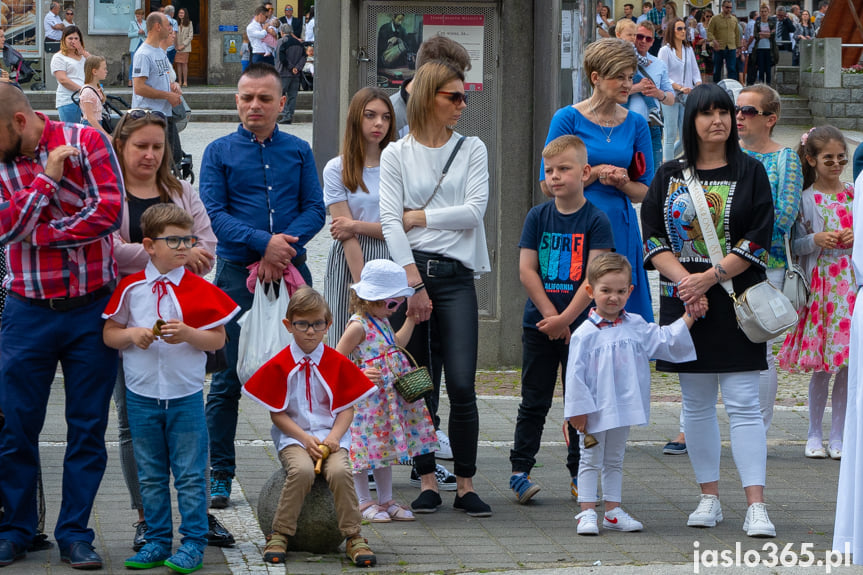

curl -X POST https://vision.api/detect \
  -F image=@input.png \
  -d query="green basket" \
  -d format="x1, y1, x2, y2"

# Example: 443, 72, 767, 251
385, 345, 433, 403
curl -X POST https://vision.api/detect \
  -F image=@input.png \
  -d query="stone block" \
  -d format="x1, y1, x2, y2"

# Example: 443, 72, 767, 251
809, 101, 827, 116
823, 89, 851, 102
844, 75, 863, 88
825, 116, 857, 130
829, 103, 846, 116
800, 71, 811, 86
848, 103, 863, 117
257, 468, 343, 554
812, 73, 824, 87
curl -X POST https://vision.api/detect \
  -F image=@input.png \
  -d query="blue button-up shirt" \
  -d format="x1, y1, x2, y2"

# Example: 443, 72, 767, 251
200, 124, 325, 264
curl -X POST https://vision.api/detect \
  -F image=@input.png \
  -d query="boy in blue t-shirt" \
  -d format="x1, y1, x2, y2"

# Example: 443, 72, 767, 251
509, 135, 615, 504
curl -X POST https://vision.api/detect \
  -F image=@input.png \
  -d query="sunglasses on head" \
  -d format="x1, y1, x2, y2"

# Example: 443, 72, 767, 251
437, 90, 469, 105
127, 108, 168, 123
153, 235, 199, 249
821, 158, 849, 166
636, 33, 654, 42
384, 297, 404, 311
735, 105, 772, 117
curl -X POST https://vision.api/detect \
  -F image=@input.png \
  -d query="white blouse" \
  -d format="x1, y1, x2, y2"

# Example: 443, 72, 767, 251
657, 44, 701, 90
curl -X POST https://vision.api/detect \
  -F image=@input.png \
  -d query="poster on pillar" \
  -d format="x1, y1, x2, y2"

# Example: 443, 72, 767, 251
375, 12, 484, 91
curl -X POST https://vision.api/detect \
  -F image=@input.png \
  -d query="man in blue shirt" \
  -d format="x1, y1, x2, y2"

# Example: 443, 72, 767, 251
200, 63, 325, 509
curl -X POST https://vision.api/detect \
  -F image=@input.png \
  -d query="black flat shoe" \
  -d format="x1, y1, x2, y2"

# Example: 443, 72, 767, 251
410, 490, 442, 513
207, 513, 235, 547
60, 541, 103, 570
28, 531, 53, 552
453, 492, 492, 517
132, 521, 148, 551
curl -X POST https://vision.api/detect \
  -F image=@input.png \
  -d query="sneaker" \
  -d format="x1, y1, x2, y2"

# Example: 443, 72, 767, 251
436, 429, 454, 460
453, 492, 493, 517
663, 441, 687, 455
409, 464, 457, 491
603, 507, 643, 532
345, 536, 376, 567
648, 109, 664, 127
509, 472, 541, 504
743, 502, 776, 538
125, 542, 171, 569
263, 532, 287, 564
570, 477, 578, 500
368, 470, 376, 491
687, 494, 723, 527
575, 509, 599, 535
132, 521, 148, 551
210, 471, 232, 509
164, 542, 204, 574
206, 514, 235, 547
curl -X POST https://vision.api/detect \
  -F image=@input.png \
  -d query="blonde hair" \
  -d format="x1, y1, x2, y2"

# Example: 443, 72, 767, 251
587, 252, 632, 285
542, 135, 588, 164
615, 19, 637, 37
407, 61, 465, 139
583, 38, 638, 87
84, 55, 105, 85
740, 83, 781, 134
349, 290, 378, 316
286, 287, 333, 323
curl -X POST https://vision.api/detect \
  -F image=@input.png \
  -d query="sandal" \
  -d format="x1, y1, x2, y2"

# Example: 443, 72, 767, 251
360, 504, 391, 523
345, 536, 376, 567
263, 532, 287, 564
385, 502, 415, 521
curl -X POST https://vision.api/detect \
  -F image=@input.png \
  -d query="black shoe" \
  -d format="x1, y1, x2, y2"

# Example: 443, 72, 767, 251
410, 490, 442, 514
27, 531, 53, 552
0, 540, 25, 567
280, 117, 293, 124
453, 492, 492, 517
132, 521, 148, 551
60, 541, 103, 570
206, 514, 235, 547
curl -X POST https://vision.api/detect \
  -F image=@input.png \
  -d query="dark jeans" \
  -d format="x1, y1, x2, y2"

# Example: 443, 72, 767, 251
0, 294, 117, 548
407, 251, 480, 479
252, 53, 275, 66
167, 48, 176, 65
511, 328, 580, 478
281, 76, 300, 120
206, 257, 312, 477
756, 48, 773, 84
713, 48, 737, 82
168, 117, 184, 166
747, 51, 760, 85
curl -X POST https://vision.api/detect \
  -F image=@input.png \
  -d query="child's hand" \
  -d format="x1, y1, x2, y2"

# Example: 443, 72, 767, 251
321, 435, 340, 455
567, 415, 587, 434
303, 434, 324, 459
815, 231, 841, 249
129, 327, 156, 350
158, 320, 194, 344
363, 367, 383, 387
839, 227, 854, 247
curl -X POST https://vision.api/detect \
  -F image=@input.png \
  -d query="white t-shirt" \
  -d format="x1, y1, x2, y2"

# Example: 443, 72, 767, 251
50, 52, 85, 108
131, 42, 172, 115
323, 156, 381, 223
305, 17, 315, 42
44, 12, 63, 41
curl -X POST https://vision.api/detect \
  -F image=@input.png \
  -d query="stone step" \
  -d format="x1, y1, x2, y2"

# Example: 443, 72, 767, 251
25, 88, 313, 111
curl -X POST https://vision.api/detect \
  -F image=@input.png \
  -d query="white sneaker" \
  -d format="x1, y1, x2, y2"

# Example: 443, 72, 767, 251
687, 494, 723, 527
575, 509, 599, 535
436, 430, 454, 460
743, 502, 776, 538
603, 507, 643, 532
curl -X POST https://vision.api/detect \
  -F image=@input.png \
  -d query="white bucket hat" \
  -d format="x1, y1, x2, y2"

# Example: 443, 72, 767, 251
351, 259, 415, 301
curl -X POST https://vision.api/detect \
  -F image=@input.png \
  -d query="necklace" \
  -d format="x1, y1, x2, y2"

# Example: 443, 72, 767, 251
590, 99, 616, 143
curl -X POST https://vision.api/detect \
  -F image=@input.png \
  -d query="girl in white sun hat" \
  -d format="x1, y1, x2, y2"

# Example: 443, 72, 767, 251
335, 259, 439, 522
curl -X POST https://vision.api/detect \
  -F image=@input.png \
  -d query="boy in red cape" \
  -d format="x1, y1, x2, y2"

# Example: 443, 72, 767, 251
103, 204, 239, 574
242, 286, 378, 567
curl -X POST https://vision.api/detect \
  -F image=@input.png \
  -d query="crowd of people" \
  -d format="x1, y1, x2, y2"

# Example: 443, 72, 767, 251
1, 1, 863, 573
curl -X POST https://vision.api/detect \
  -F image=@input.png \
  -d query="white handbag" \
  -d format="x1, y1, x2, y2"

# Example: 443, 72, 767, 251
782, 233, 811, 311
684, 168, 798, 343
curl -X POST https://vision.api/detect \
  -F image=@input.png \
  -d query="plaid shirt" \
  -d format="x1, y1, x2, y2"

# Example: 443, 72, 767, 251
0, 114, 123, 299
587, 308, 627, 329
647, 6, 665, 33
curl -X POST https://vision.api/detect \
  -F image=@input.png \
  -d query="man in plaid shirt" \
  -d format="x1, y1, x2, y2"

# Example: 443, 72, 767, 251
646, 0, 665, 55
0, 83, 123, 569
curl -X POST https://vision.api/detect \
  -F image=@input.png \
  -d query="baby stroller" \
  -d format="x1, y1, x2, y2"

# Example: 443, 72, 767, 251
72, 89, 129, 135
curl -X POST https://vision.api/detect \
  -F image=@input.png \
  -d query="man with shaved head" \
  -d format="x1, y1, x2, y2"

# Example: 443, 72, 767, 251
0, 83, 123, 569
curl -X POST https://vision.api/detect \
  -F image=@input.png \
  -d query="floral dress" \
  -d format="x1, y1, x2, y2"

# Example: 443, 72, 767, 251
779, 184, 856, 373
348, 313, 438, 471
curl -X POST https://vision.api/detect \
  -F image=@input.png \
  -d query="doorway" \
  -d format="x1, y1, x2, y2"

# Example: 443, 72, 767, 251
146, 0, 208, 84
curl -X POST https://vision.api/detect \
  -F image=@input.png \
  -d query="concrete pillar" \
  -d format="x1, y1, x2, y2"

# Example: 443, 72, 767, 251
799, 38, 812, 72
823, 37, 842, 88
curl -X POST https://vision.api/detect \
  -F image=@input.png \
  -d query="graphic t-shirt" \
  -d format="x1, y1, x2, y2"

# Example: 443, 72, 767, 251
519, 199, 614, 330
131, 42, 172, 115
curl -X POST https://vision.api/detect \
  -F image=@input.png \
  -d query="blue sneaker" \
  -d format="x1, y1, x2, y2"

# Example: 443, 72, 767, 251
210, 471, 232, 509
164, 543, 204, 574
663, 441, 687, 455
125, 542, 171, 569
510, 472, 540, 504
570, 477, 578, 500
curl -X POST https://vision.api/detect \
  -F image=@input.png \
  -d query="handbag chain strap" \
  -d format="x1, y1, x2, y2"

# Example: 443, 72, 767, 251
420, 135, 467, 210
682, 167, 736, 300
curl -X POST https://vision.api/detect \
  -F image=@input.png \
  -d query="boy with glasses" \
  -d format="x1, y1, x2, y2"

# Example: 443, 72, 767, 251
103, 203, 240, 573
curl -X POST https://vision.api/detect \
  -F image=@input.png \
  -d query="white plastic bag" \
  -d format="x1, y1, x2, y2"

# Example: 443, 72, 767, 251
236, 279, 293, 383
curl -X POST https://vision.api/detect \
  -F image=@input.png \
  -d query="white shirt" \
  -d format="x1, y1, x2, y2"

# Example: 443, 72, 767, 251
247, 19, 269, 54
110, 262, 208, 401
44, 11, 63, 41
380, 133, 491, 273
323, 156, 381, 223
50, 52, 85, 108
564, 315, 696, 433
270, 342, 351, 452
304, 17, 315, 42
657, 44, 701, 89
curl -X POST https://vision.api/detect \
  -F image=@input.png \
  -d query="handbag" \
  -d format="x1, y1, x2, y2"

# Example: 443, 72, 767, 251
684, 167, 797, 343
782, 233, 810, 311
385, 345, 433, 403
674, 48, 689, 106
628, 151, 646, 181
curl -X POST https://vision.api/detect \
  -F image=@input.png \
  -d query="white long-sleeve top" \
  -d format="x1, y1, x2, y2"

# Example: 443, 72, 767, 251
564, 314, 696, 433
246, 19, 269, 54
379, 132, 491, 273
657, 44, 701, 90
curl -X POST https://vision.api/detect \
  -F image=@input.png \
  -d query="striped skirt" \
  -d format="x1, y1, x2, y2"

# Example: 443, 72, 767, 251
323, 235, 392, 347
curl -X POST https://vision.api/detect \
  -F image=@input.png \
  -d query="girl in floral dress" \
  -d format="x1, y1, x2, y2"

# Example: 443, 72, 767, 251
779, 126, 856, 460
336, 260, 438, 522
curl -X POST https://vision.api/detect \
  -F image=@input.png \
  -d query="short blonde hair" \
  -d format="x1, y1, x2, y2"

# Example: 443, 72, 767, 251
587, 252, 632, 285
615, 19, 637, 37
583, 38, 638, 87
740, 83, 781, 133
286, 286, 333, 323
407, 61, 465, 139
542, 135, 588, 164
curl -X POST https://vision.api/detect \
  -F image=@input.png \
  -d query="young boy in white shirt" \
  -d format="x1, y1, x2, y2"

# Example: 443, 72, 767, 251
566, 253, 702, 535
103, 204, 240, 573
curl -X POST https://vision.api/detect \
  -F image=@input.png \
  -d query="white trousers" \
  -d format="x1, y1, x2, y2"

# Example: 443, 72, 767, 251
760, 267, 786, 432
680, 371, 767, 487
577, 426, 630, 503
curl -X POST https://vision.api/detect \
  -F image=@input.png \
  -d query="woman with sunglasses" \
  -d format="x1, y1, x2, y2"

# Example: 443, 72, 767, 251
753, 3, 778, 84
51, 26, 89, 123
642, 83, 776, 537
695, 9, 714, 83
380, 61, 492, 517
108, 109, 221, 551
659, 17, 700, 162
737, 84, 802, 432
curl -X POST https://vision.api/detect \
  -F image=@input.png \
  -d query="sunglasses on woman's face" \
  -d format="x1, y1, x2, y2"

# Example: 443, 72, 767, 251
437, 90, 469, 105
735, 105, 773, 118
384, 297, 404, 311
675, 25, 686, 31
821, 158, 849, 166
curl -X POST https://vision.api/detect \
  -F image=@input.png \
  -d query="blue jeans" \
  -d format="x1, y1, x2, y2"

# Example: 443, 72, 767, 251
661, 101, 685, 163
0, 294, 117, 548
649, 125, 662, 176
57, 102, 81, 124
206, 257, 312, 477
713, 48, 737, 82
756, 48, 773, 84
127, 389, 208, 550
251, 53, 275, 66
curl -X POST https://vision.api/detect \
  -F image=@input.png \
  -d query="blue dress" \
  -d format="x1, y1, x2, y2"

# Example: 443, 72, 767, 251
543, 106, 654, 322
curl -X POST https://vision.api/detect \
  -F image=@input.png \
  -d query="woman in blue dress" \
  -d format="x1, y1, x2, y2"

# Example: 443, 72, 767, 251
542, 38, 654, 321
